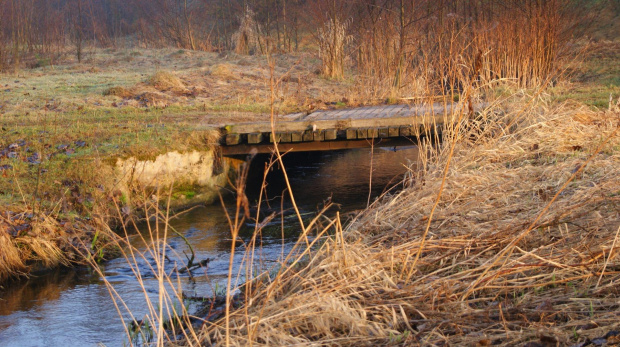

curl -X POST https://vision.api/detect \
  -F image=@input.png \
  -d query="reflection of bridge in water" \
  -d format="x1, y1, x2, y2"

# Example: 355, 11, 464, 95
219, 103, 466, 156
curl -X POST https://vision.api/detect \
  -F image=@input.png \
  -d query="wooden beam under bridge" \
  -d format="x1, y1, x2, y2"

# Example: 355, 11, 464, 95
220, 137, 423, 156
218, 103, 469, 156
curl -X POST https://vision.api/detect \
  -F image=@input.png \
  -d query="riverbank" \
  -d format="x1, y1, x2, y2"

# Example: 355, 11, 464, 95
1, 39, 618, 288
0, 46, 370, 283
195, 95, 620, 345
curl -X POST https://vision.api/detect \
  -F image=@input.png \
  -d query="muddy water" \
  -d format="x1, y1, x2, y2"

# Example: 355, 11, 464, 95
0, 146, 420, 347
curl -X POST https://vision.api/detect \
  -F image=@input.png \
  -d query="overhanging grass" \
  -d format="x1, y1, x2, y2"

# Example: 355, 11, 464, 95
194, 96, 620, 346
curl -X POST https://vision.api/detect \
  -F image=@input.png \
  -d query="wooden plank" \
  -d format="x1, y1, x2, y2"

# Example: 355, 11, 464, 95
281, 132, 292, 142
368, 128, 379, 138
336, 109, 359, 120
219, 103, 472, 136
270, 132, 293, 143
291, 131, 303, 142
226, 133, 241, 145
303, 110, 325, 121
247, 133, 263, 144
388, 127, 400, 137
357, 128, 368, 139
302, 130, 314, 141
346, 128, 358, 140
334, 108, 357, 119
281, 112, 305, 121
399, 126, 411, 137
322, 108, 347, 119
324, 128, 337, 140
313, 130, 324, 141
378, 127, 389, 138
224, 114, 446, 134
358, 107, 375, 119
368, 105, 390, 119
221, 137, 417, 156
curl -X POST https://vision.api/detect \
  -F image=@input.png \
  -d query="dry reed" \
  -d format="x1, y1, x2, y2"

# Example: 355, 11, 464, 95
0, 225, 26, 282
317, 17, 352, 79
195, 95, 619, 346
232, 6, 263, 55
0, 213, 75, 282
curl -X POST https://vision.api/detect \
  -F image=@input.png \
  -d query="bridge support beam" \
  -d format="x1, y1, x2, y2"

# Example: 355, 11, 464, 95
220, 137, 419, 156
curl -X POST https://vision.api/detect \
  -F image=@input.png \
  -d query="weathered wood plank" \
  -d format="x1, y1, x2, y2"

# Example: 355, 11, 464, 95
221, 137, 417, 156
270, 132, 293, 143
226, 133, 241, 145
368, 128, 379, 138
224, 114, 446, 134
378, 127, 390, 138
302, 130, 314, 141
248, 133, 263, 144
346, 128, 357, 140
369, 105, 390, 119
313, 130, 324, 141
357, 128, 368, 139
324, 128, 337, 140
291, 131, 304, 142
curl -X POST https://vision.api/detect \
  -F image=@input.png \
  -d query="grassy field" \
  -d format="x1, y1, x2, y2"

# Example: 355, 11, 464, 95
550, 41, 620, 108
0, 47, 358, 281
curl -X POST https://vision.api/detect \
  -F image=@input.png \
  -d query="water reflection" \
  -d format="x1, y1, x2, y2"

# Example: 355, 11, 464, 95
0, 146, 420, 346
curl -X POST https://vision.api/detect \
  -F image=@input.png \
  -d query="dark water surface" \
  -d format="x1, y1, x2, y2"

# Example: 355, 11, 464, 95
0, 147, 420, 347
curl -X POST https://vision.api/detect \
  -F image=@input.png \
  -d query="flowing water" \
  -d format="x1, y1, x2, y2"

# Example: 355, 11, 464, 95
0, 146, 420, 347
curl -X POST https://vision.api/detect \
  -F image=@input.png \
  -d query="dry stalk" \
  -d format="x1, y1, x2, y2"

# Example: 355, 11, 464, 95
196, 95, 620, 346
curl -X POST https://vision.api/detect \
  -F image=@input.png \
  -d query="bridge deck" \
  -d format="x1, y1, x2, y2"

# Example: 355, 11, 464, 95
219, 103, 461, 155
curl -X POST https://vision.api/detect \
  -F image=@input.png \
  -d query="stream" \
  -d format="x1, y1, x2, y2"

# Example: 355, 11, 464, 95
0, 146, 420, 347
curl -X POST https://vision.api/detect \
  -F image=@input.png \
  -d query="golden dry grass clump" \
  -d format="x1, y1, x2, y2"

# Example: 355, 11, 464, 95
103, 86, 133, 98
198, 97, 620, 346
0, 224, 26, 282
0, 212, 113, 282
0, 215, 68, 282
210, 63, 237, 80
148, 71, 186, 91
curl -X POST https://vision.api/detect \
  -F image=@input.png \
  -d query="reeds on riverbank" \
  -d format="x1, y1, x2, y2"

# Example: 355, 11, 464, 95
0, 211, 116, 283
196, 95, 620, 346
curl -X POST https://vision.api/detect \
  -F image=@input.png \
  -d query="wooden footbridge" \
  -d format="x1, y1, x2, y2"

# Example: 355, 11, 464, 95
219, 103, 462, 156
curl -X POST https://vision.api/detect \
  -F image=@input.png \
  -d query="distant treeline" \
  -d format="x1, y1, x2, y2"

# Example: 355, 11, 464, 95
1, 0, 312, 69
0, 1, 610, 89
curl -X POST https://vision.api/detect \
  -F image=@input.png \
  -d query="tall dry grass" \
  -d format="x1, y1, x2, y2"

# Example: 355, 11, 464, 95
233, 6, 264, 55
0, 224, 26, 282
317, 17, 352, 79
190, 94, 619, 345
0, 205, 124, 283
351, 0, 579, 101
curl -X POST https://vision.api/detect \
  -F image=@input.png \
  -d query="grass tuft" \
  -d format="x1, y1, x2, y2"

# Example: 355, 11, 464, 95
148, 71, 186, 91
0, 226, 26, 282
210, 63, 237, 80
103, 86, 133, 98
